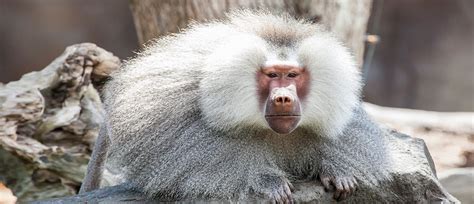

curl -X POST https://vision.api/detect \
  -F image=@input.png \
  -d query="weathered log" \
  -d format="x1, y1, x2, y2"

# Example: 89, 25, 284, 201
33, 130, 458, 203
0, 43, 120, 202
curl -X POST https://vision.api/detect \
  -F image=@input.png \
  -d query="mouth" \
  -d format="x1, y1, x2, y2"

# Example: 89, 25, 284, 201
265, 115, 301, 118
264, 115, 301, 134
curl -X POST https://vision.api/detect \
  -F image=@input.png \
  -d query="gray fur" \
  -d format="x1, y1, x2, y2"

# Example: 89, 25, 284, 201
86, 11, 392, 201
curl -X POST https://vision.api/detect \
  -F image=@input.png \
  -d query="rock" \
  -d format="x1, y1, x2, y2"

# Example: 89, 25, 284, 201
34, 131, 459, 203
439, 168, 474, 204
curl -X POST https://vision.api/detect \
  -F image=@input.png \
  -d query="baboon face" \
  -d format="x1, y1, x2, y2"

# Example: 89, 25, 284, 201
199, 26, 361, 137
257, 64, 310, 134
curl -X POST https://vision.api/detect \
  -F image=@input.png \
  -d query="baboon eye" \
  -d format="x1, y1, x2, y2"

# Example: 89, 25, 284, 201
288, 73, 299, 78
267, 73, 278, 78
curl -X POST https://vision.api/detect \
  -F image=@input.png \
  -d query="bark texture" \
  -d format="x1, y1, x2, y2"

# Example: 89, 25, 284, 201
129, 0, 372, 65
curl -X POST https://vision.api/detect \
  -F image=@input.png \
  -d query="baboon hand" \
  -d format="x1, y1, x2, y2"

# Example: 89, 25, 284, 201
320, 174, 358, 201
258, 176, 294, 204
265, 181, 294, 204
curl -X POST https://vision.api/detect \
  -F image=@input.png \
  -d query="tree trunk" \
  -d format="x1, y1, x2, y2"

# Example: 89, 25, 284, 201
129, 0, 372, 66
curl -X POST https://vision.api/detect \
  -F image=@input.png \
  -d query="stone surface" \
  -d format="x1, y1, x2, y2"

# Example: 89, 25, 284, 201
34, 131, 459, 203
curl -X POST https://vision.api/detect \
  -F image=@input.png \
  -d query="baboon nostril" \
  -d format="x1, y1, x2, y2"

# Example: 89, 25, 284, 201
276, 97, 283, 103
274, 96, 292, 106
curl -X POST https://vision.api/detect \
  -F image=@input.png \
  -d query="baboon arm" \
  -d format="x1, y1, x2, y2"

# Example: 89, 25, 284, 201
79, 125, 110, 194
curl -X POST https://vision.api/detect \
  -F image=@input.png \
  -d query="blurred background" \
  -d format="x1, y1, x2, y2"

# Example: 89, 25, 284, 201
1, 0, 473, 111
